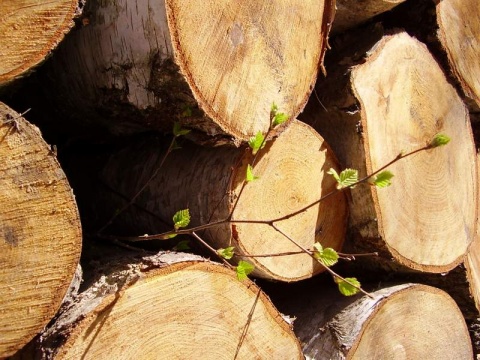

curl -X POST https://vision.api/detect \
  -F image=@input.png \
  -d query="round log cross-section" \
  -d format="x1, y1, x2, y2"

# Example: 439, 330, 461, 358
15, 252, 303, 359
0, 102, 82, 357
0, 1, 78, 85
302, 29, 477, 273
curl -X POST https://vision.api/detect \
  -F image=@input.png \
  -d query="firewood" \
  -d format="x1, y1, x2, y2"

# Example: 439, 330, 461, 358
0, 102, 82, 357
435, 0, 480, 109
64, 120, 347, 282
10, 0, 334, 143
271, 281, 473, 359
300, 26, 477, 274
14, 248, 302, 359
0, 1, 79, 85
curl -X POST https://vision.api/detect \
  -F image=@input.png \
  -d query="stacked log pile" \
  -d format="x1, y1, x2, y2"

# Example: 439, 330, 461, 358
1, 0, 479, 358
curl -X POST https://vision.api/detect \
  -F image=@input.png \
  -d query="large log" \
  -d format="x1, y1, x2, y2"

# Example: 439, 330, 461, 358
0, 102, 82, 357
14, 249, 303, 359
269, 281, 473, 359
300, 27, 477, 273
7, 0, 334, 143
435, 0, 480, 109
64, 120, 347, 282
0, 1, 79, 85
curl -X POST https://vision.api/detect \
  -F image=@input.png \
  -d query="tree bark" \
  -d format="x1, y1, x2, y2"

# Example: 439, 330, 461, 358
10, 0, 334, 143
14, 248, 302, 359
64, 120, 347, 282
0, 102, 82, 357
300, 26, 477, 274
272, 281, 472, 359
0, 0, 79, 85
333, 0, 405, 34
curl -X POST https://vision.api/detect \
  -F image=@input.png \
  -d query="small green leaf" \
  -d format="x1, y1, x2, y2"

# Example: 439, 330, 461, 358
312, 242, 338, 267
327, 168, 341, 183
246, 164, 259, 182
236, 260, 255, 280
173, 240, 191, 251
335, 277, 361, 296
431, 134, 451, 147
172, 209, 190, 230
272, 113, 288, 128
217, 246, 235, 260
372, 170, 394, 188
248, 132, 266, 155
173, 122, 191, 137
328, 168, 358, 189
271, 102, 279, 116
182, 106, 193, 117
320, 248, 339, 267
166, 233, 178, 239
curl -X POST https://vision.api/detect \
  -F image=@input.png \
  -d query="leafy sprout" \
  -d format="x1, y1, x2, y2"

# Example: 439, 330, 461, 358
173, 209, 190, 230
335, 277, 361, 296
431, 134, 451, 147
313, 242, 339, 267
370, 170, 394, 188
246, 164, 259, 182
236, 261, 255, 280
248, 132, 266, 155
218, 247, 235, 260
328, 168, 358, 189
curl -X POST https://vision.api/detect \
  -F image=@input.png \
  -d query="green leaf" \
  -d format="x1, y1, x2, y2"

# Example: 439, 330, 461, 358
217, 246, 235, 260
182, 106, 193, 117
173, 122, 191, 137
335, 277, 361, 296
236, 260, 255, 280
312, 242, 338, 267
248, 131, 266, 155
246, 164, 259, 182
172, 209, 190, 230
270, 102, 279, 116
173, 240, 191, 251
272, 113, 288, 128
372, 170, 394, 188
431, 134, 451, 147
327, 168, 358, 189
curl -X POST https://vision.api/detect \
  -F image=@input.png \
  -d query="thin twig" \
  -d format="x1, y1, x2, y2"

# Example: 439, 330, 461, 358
191, 231, 233, 268
96, 136, 177, 234
271, 223, 373, 298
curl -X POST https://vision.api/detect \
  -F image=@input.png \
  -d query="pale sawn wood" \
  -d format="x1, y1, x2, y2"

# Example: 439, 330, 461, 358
15, 251, 302, 359
0, 0, 78, 85
0, 102, 82, 357
301, 28, 477, 273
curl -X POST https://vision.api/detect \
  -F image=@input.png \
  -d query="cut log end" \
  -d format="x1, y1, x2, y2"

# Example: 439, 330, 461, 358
31, 259, 302, 359
0, 102, 82, 357
288, 283, 473, 359
351, 33, 477, 272
437, 0, 480, 108
0, 1, 78, 85
230, 121, 347, 281
166, 0, 333, 141
343, 285, 472, 359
